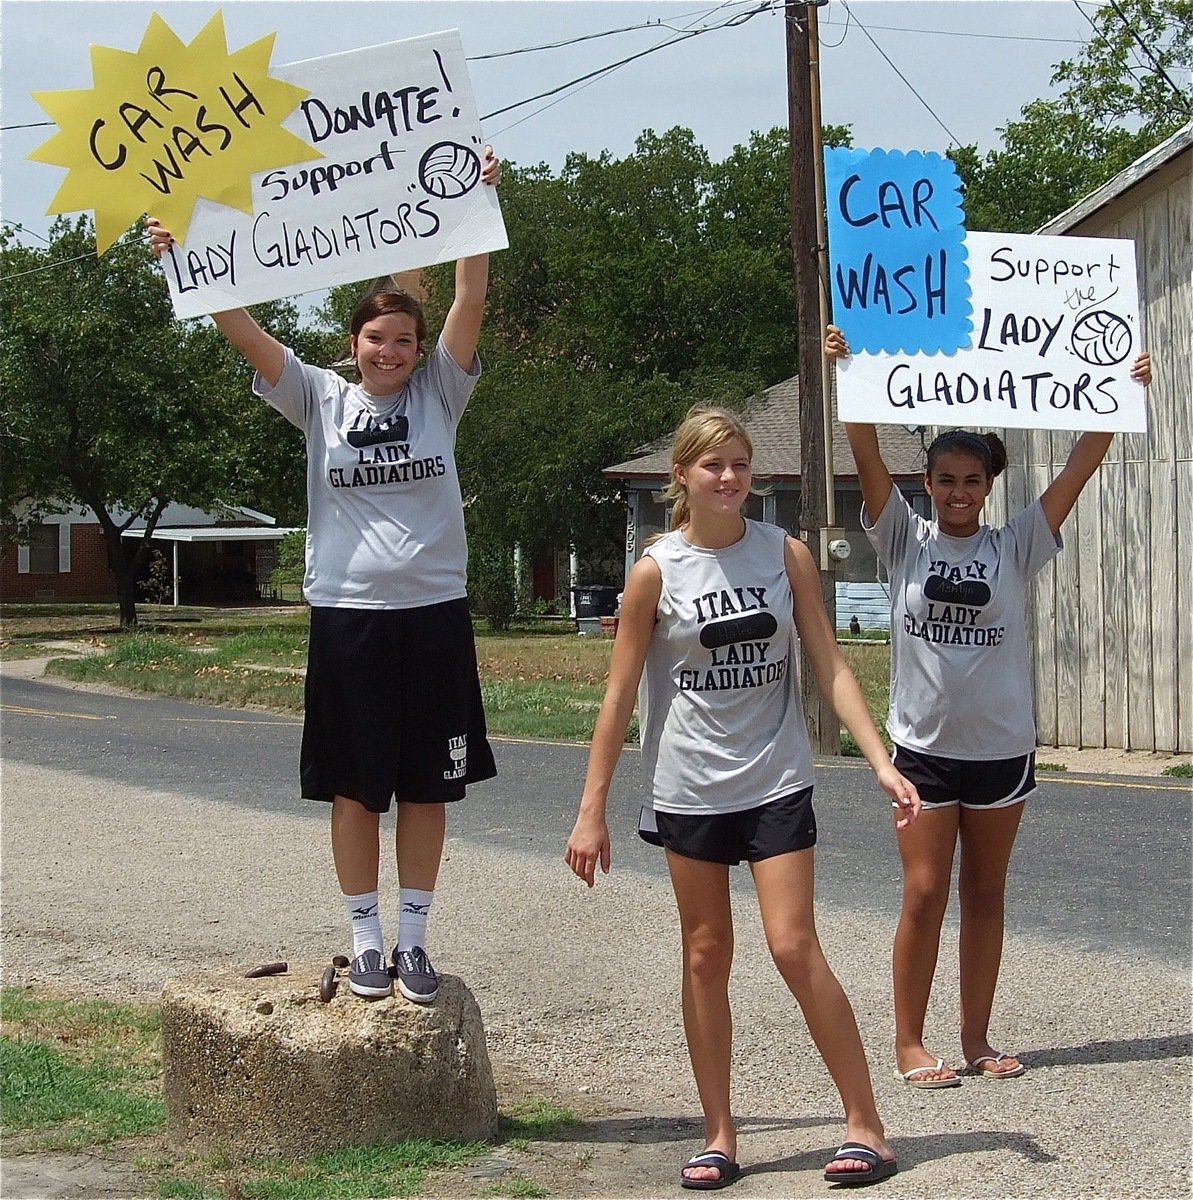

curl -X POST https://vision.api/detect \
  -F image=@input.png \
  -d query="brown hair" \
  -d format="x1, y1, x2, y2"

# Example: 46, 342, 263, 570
349, 283, 427, 347
660, 405, 755, 532
925, 430, 1008, 479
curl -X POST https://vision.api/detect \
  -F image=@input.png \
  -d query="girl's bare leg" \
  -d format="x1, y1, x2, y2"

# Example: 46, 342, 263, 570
331, 795, 381, 893
666, 851, 737, 1186
958, 802, 1025, 1074
751, 849, 893, 1173
395, 800, 446, 890
893, 806, 961, 1082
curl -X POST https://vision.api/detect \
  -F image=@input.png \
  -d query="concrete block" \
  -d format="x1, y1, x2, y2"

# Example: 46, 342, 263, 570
162, 962, 498, 1157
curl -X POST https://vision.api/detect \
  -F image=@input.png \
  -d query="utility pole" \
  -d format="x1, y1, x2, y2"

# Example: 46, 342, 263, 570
787, 0, 840, 754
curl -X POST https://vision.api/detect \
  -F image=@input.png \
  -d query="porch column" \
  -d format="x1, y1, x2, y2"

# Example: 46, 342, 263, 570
623, 490, 639, 584
173, 542, 180, 607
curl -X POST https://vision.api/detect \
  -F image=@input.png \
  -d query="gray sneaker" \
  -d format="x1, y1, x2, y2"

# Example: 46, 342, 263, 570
348, 949, 392, 998
391, 945, 439, 1003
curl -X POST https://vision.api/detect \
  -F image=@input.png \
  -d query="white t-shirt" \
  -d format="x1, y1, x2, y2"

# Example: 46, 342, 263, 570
254, 339, 479, 609
865, 487, 1061, 759
638, 521, 815, 815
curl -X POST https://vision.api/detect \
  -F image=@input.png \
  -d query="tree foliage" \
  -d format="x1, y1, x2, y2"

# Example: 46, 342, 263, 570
0, 217, 321, 624
413, 125, 852, 573
953, 0, 1192, 231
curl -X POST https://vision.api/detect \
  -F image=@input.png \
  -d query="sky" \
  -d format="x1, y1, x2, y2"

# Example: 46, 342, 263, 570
0, 0, 1113, 243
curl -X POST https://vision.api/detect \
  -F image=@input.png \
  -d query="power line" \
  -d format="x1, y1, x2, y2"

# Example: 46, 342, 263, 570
821, 19, 1083, 45
486, 1, 765, 139
470, 0, 761, 59
480, 0, 778, 124
837, 1, 964, 147
2, 1, 778, 134
1069, 0, 1155, 97
0, 229, 150, 283
1103, 0, 1193, 110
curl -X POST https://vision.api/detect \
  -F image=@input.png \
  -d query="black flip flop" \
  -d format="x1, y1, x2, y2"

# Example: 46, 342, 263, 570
681, 1150, 742, 1190
823, 1142, 898, 1186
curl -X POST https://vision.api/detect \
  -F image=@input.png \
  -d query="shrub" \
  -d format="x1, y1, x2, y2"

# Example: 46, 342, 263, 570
270, 529, 307, 591
470, 540, 517, 632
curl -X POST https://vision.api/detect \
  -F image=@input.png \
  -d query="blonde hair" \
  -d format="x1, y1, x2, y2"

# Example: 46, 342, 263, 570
660, 405, 755, 532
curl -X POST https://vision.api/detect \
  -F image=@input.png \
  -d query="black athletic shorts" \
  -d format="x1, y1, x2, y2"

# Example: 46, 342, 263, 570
638, 787, 817, 865
301, 600, 497, 812
892, 744, 1036, 810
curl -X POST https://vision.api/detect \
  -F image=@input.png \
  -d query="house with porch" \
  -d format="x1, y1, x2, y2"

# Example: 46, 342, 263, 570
2, 502, 299, 606
603, 374, 929, 630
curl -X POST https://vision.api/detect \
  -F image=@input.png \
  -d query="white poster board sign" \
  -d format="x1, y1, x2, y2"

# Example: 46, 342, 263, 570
161, 30, 506, 318
836, 231, 1146, 433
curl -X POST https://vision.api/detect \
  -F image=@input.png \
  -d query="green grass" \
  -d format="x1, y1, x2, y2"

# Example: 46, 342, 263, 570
2, 985, 581, 1199
1037, 762, 1069, 772
0, 640, 66, 660
499, 1099, 580, 1148
1161, 762, 1193, 778
480, 1180, 548, 1198
1, 987, 164, 1150
159, 1139, 491, 1199
14, 602, 892, 743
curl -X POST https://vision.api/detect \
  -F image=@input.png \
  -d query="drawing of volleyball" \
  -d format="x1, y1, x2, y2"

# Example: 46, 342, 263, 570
1070, 309, 1132, 365
418, 141, 481, 199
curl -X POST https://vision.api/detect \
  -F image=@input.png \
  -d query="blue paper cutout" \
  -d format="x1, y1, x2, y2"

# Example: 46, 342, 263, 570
824, 148, 972, 355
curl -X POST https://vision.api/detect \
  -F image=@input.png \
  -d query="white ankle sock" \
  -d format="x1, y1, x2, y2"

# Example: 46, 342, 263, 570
397, 888, 434, 953
343, 889, 383, 958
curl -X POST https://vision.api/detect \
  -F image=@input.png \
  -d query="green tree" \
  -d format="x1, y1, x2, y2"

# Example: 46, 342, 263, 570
321, 123, 854, 576
0, 217, 317, 625
953, 0, 1191, 231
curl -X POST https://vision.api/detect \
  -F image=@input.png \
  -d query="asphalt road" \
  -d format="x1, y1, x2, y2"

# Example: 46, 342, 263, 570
3, 672, 1189, 964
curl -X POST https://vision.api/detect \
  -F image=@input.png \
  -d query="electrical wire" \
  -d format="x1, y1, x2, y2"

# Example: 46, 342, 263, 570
469, 0, 759, 58
0, 230, 150, 283
480, 0, 778, 124
2, 0, 779, 134
1070, 0, 1167, 98
820, 5, 851, 50
1104, 0, 1192, 109
838, 1, 964, 146
821, 18, 1082, 45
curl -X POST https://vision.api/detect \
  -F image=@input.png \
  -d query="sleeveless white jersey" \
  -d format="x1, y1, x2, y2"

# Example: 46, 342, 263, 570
639, 521, 815, 815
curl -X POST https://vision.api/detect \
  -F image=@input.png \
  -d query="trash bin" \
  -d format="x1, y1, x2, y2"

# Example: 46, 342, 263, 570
571, 585, 619, 618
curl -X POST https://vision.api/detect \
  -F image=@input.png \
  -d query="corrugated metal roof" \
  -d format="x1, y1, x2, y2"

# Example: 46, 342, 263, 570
604, 373, 928, 480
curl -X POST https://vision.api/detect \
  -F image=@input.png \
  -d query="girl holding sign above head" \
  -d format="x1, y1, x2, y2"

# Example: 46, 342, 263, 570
148, 146, 501, 1006
566, 405, 921, 1189
825, 325, 1151, 1087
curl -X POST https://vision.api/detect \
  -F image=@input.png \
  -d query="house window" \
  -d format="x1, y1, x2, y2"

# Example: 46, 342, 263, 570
27, 523, 60, 573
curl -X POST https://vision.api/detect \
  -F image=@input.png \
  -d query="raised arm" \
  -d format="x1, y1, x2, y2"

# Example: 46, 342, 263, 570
565, 555, 662, 886
1038, 352, 1151, 535
786, 537, 920, 828
1038, 432, 1114, 536
825, 326, 895, 521
146, 217, 285, 387
440, 146, 501, 372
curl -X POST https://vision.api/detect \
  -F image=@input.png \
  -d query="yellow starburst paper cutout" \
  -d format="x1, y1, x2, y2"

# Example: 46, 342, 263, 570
28, 10, 323, 253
